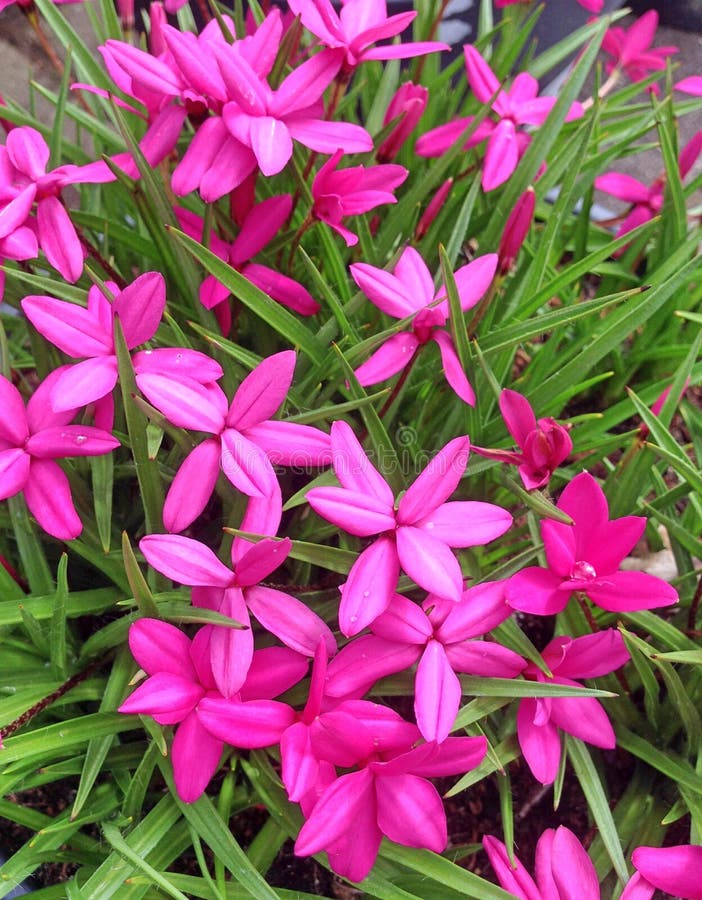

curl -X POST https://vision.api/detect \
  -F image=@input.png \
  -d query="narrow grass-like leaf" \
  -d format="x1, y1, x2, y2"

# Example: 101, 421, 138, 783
122, 532, 159, 618
49, 554, 69, 680
102, 823, 189, 900
91, 452, 114, 553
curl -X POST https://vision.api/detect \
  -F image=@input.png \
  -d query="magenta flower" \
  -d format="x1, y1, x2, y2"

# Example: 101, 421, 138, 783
601, 11, 678, 85
287, 0, 448, 74
377, 82, 428, 163
622, 845, 702, 900
496, 0, 603, 9
351, 247, 498, 405
0, 370, 119, 540
294, 708, 487, 882
506, 472, 679, 615
176, 199, 319, 332
416, 46, 583, 191
136, 350, 331, 533
483, 825, 600, 899
307, 422, 512, 635
311, 149, 407, 246
516, 630, 629, 784
473, 389, 572, 490
326, 582, 525, 742
595, 130, 702, 243
139, 533, 336, 699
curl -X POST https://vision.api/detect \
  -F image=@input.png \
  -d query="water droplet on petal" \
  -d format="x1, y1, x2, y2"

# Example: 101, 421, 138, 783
349, 615, 358, 623
425, 521, 434, 529
144, 349, 153, 356
362, 590, 370, 598
75, 434, 87, 445
571, 560, 597, 580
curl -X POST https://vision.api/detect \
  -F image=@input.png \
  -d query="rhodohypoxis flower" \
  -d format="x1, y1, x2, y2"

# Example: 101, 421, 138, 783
311, 149, 408, 246
307, 422, 512, 635
350, 247, 498, 405
506, 471, 678, 615
136, 350, 331, 533
293, 703, 487, 882
622, 844, 702, 900
21, 273, 168, 430
473, 389, 572, 490
376, 82, 428, 163
416, 46, 583, 191
496, 0, 603, 9
119, 619, 306, 802
483, 825, 600, 899
139, 533, 336, 698
0, 370, 119, 540
287, 0, 448, 74
176, 198, 319, 334
595, 130, 702, 242
326, 582, 525, 742
601, 11, 678, 85
516, 630, 629, 784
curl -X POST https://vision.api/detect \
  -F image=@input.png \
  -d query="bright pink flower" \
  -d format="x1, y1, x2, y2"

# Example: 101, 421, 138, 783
377, 82, 428, 162
483, 825, 600, 899
601, 11, 678, 85
0, 370, 119, 540
294, 707, 487, 882
473, 389, 572, 490
516, 630, 629, 784
176, 199, 319, 333
137, 351, 331, 533
496, 0, 602, 9
676, 76, 702, 96
351, 247, 497, 405
307, 422, 512, 635
326, 582, 525, 742
416, 46, 583, 191
595, 130, 702, 243
498, 188, 536, 274
506, 472, 679, 615
622, 845, 702, 900
287, 0, 448, 74
139, 534, 336, 699
311, 149, 407, 246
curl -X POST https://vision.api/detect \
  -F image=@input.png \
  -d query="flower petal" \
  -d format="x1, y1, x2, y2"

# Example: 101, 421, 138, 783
172, 711, 223, 803
397, 436, 470, 525
139, 534, 233, 587
339, 536, 400, 637
415, 640, 461, 742
24, 458, 81, 540
396, 525, 463, 601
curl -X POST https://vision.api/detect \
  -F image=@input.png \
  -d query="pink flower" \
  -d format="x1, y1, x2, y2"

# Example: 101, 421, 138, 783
483, 825, 600, 899
307, 422, 512, 635
601, 11, 678, 85
287, 0, 448, 74
517, 630, 629, 784
0, 370, 119, 540
595, 130, 702, 243
294, 709, 487, 882
326, 582, 525, 742
136, 350, 331, 533
472, 389, 572, 490
139, 534, 336, 699
496, 0, 602, 9
376, 82, 428, 163
416, 46, 583, 191
498, 188, 536, 274
506, 472, 679, 615
351, 247, 498, 405
622, 845, 702, 900
311, 149, 407, 246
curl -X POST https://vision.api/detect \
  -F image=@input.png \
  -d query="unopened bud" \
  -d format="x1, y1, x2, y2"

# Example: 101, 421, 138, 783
498, 187, 535, 275
377, 82, 428, 163
415, 178, 453, 240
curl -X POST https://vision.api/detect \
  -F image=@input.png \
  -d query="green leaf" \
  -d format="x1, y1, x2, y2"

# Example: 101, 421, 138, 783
49, 554, 69, 680
380, 845, 514, 899
102, 823, 190, 900
91, 452, 114, 553
0, 714, 142, 764
457, 677, 614, 699
122, 532, 159, 618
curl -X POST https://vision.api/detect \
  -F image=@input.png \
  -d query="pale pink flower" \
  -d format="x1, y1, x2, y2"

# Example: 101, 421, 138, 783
307, 422, 512, 635
311, 149, 407, 246
472, 389, 572, 490
601, 11, 678, 85
376, 82, 428, 163
416, 46, 583, 191
506, 472, 679, 615
516, 630, 629, 784
0, 370, 119, 540
622, 845, 702, 900
351, 247, 497, 405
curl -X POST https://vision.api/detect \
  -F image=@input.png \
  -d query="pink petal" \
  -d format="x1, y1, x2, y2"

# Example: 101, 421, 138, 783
432, 580, 512, 642
506, 567, 568, 615
245, 584, 337, 657
114, 272, 166, 348
160, 25, 227, 102
500, 389, 537, 446
631, 845, 702, 900
483, 834, 542, 900
271, 48, 342, 117
128, 618, 196, 679
371, 593, 432, 644
583, 515, 645, 575
463, 45, 500, 104
243, 264, 321, 315
21, 294, 112, 358
227, 351, 295, 431
414, 499, 512, 547
36, 197, 84, 282
547, 630, 629, 679
483, 119, 519, 191
0, 377, 28, 445
415, 640, 461, 742
139, 533, 233, 587
339, 536, 400, 637
103, 39, 183, 95
171, 117, 229, 197
548, 693, 615, 749
172, 711, 223, 803
0, 183, 36, 239
427, 331, 475, 405
215, 46, 270, 116
196, 695, 295, 747
249, 116, 293, 177
6, 127, 49, 179
586, 569, 678, 612
0, 449, 30, 500
119, 672, 204, 723
230, 195, 291, 264
328, 420, 394, 505
286, 118, 373, 154
295, 768, 375, 856
393, 246, 435, 305
25, 424, 118, 459
326, 634, 420, 698
136, 373, 227, 433
446, 641, 525, 678
541, 519, 577, 577
235, 537, 290, 586
24, 458, 82, 540
595, 172, 651, 204
375, 772, 446, 852
676, 76, 702, 96
307, 485, 396, 536
355, 332, 420, 386
451, 252, 498, 312
163, 439, 221, 533
49, 357, 119, 412
209, 588, 253, 697
243, 420, 332, 467
350, 261, 418, 317
415, 116, 486, 158
132, 348, 223, 384
220, 427, 279, 497
397, 436, 470, 525
517, 699, 562, 784
280, 721, 319, 802
537, 827, 600, 900
558, 473, 608, 526
239, 645, 309, 701
396, 525, 463, 601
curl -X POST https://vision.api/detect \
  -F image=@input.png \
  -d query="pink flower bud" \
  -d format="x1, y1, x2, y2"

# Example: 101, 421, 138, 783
638, 378, 690, 438
414, 178, 453, 240
116, 0, 134, 29
498, 187, 535, 275
148, 2, 167, 56
376, 82, 428, 163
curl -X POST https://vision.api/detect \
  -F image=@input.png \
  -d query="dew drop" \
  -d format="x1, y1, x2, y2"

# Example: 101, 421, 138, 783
425, 521, 434, 529
571, 560, 597, 580
349, 615, 358, 623
363, 590, 370, 598
74, 434, 88, 445
144, 348, 153, 356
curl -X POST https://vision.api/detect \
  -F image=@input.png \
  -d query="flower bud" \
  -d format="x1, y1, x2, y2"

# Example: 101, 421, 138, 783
376, 82, 428, 163
498, 187, 535, 274
414, 178, 453, 240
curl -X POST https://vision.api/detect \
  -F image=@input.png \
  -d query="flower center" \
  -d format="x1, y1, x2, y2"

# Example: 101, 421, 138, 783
570, 560, 597, 581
